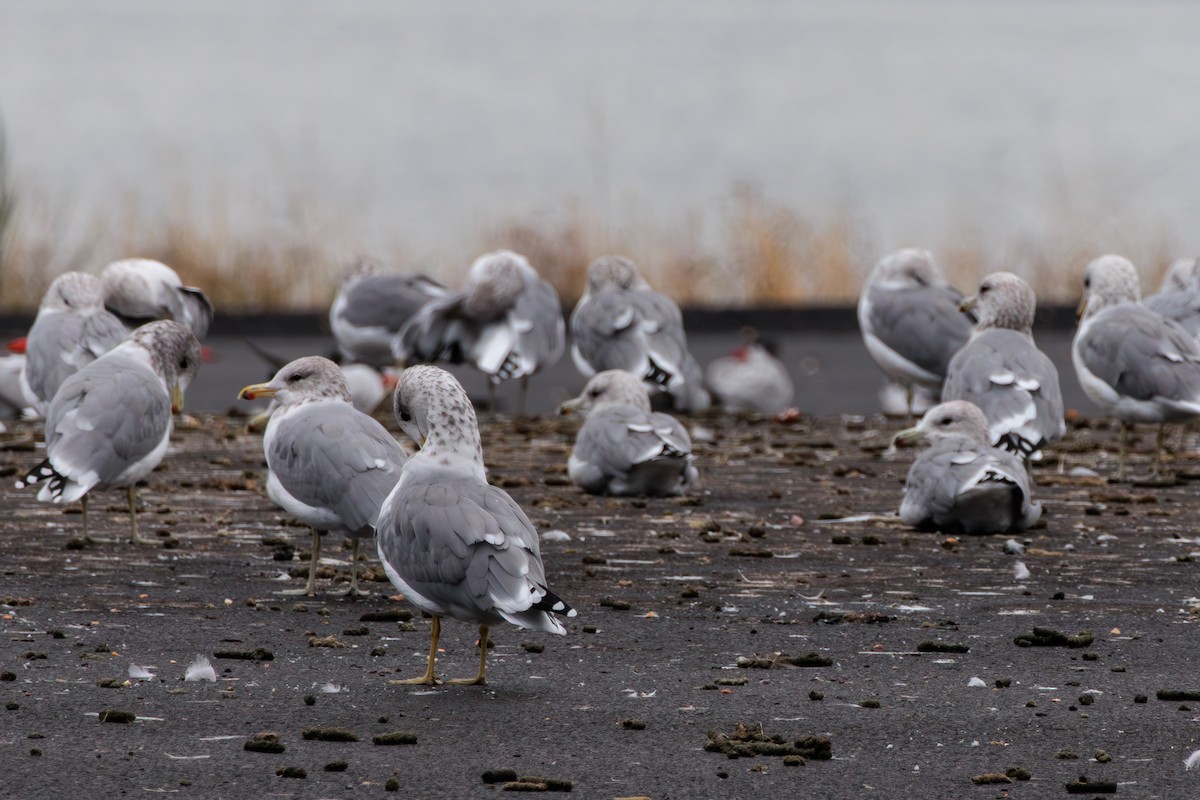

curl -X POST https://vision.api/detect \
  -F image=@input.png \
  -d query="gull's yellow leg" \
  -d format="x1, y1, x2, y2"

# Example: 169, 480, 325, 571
1117, 422, 1129, 481
330, 538, 367, 597
81, 494, 89, 539
448, 624, 489, 686
128, 486, 145, 545
278, 530, 320, 596
391, 616, 441, 685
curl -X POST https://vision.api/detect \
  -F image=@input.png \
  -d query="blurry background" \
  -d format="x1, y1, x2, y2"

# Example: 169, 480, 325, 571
2, 0, 1199, 310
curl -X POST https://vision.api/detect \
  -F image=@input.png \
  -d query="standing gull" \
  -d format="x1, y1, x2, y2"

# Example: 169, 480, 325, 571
238, 357, 408, 596
942, 272, 1065, 458
100, 258, 214, 340
394, 250, 564, 415
330, 258, 447, 368
21, 272, 129, 416
858, 248, 973, 415
1143, 257, 1200, 337
896, 400, 1041, 534
558, 369, 698, 496
705, 329, 794, 413
570, 256, 710, 413
15, 321, 201, 543
1072, 254, 1200, 478
376, 366, 575, 685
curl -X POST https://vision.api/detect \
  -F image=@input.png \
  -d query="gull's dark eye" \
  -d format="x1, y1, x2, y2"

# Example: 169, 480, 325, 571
588, 387, 601, 398
178, 358, 190, 371
1083, 276, 1091, 289
398, 410, 412, 422
939, 417, 951, 426
287, 373, 303, 383
979, 284, 990, 294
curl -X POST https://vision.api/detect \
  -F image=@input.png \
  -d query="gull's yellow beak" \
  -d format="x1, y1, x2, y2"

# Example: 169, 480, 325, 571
171, 383, 185, 414
959, 295, 977, 314
892, 426, 925, 447
1075, 295, 1088, 322
556, 397, 581, 415
239, 382, 277, 401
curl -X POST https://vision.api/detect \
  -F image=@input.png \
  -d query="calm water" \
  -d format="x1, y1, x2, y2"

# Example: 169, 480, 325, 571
4, 1, 1200, 270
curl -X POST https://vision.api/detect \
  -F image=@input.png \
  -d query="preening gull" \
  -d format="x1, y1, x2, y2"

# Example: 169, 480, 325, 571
16, 321, 201, 543
942, 272, 1065, 458
1143, 257, 1200, 337
394, 250, 564, 415
21, 272, 128, 416
1072, 254, 1200, 478
330, 258, 447, 368
705, 329, 794, 413
896, 400, 1041, 534
100, 258, 214, 340
376, 365, 575, 685
238, 356, 408, 596
858, 248, 973, 415
570, 256, 710, 413
558, 369, 698, 496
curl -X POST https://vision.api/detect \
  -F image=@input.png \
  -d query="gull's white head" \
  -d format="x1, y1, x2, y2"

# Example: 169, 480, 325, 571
463, 250, 536, 321
238, 356, 351, 407
560, 369, 651, 416
391, 365, 482, 466
41, 272, 108, 313
1079, 255, 1141, 320
99, 258, 213, 338
897, 400, 992, 446
964, 272, 1036, 334
128, 320, 202, 412
585, 256, 650, 293
341, 256, 384, 285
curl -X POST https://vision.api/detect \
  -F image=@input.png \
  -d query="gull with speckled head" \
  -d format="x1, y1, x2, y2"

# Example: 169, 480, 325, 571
100, 258, 214, 340
376, 365, 575, 685
942, 272, 1064, 458
1143, 257, 1200, 337
238, 357, 408, 596
559, 369, 698, 496
858, 248, 973, 416
393, 250, 564, 415
16, 320, 201, 543
570, 256, 710, 412
895, 400, 1041, 534
1073, 254, 1200, 478
21, 272, 128, 416
330, 258, 447, 368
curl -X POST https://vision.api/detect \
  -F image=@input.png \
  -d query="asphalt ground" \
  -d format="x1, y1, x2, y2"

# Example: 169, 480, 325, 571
2, 410, 1200, 799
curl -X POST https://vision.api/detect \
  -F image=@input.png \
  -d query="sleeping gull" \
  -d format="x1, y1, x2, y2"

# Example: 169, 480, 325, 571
330, 258, 447, 368
16, 321, 201, 543
558, 369, 698, 496
100, 258, 214, 340
376, 365, 575, 685
942, 272, 1065, 458
570, 256, 710, 413
1143, 257, 1200, 337
895, 400, 1041, 534
20, 272, 129, 417
1073, 254, 1200, 478
705, 328, 794, 413
393, 250, 565, 415
238, 356, 408, 596
858, 248, 973, 416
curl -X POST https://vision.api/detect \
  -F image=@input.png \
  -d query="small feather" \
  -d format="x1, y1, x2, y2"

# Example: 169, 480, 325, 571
541, 529, 571, 542
320, 682, 346, 694
1185, 748, 1200, 771
1003, 539, 1025, 555
128, 663, 156, 680
185, 654, 216, 682
967, 677, 987, 688
1013, 561, 1031, 581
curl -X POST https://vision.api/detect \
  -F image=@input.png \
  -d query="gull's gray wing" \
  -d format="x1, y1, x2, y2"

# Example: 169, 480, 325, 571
471, 277, 564, 380
570, 289, 646, 375
900, 440, 1039, 533
24, 309, 128, 411
1077, 305, 1200, 406
569, 406, 696, 495
337, 274, 446, 332
1145, 290, 1200, 337
44, 351, 171, 494
266, 403, 407, 534
377, 474, 565, 633
393, 291, 472, 364
942, 330, 1065, 453
863, 282, 973, 381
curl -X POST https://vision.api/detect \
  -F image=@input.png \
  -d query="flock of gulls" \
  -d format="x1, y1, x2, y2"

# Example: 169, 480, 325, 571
4, 247, 1200, 684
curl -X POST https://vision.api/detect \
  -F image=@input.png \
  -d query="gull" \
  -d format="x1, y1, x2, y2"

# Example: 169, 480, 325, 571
942, 272, 1064, 458
705, 328, 794, 413
16, 321, 201, 543
20, 272, 128, 416
895, 401, 1041, 534
329, 257, 447, 368
238, 356, 408, 596
858, 248, 973, 416
100, 258, 214, 340
558, 369, 698, 496
1143, 257, 1200, 337
394, 250, 564, 415
376, 365, 575, 685
1072, 254, 1200, 478
570, 256, 710, 413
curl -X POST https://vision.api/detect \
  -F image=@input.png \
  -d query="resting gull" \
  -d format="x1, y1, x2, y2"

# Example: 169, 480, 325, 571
100, 258, 214, 340
1143, 257, 1200, 337
376, 365, 575, 685
558, 369, 698, 496
238, 356, 408, 596
21, 272, 129, 416
896, 400, 1041, 534
857, 248, 973, 415
330, 258, 447, 368
705, 329, 794, 413
394, 250, 564, 415
570, 256, 710, 413
16, 321, 201, 543
1073, 254, 1200, 478
942, 272, 1065, 458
